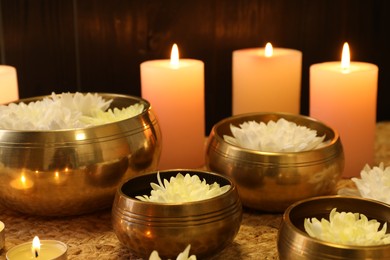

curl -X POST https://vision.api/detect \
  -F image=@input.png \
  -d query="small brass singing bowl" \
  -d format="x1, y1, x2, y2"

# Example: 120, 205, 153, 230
112, 169, 243, 259
0, 93, 162, 216
206, 112, 344, 212
277, 195, 390, 260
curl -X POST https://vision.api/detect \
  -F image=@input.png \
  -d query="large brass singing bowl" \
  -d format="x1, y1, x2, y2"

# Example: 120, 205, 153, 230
0, 93, 161, 216
112, 169, 242, 259
278, 195, 390, 260
206, 112, 344, 212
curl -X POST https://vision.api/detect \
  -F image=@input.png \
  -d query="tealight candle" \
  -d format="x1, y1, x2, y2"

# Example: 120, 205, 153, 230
6, 236, 67, 260
140, 44, 205, 170
0, 65, 19, 104
310, 43, 378, 178
232, 42, 302, 115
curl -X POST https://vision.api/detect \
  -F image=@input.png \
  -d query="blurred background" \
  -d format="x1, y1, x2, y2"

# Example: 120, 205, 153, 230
0, 0, 388, 134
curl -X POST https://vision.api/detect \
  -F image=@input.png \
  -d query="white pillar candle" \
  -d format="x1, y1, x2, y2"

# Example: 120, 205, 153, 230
310, 43, 378, 178
141, 44, 205, 169
0, 65, 19, 104
232, 43, 302, 115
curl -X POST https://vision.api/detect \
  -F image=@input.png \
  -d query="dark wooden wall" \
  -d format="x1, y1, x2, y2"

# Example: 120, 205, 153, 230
0, 0, 389, 134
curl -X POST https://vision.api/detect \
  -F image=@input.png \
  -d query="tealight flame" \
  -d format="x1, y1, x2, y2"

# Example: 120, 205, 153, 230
170, 43, 180, 68
20, 174, 26, 184
265, 42, 273, 57
145, 230, 152, 238
11, 173, 33, 190
341, 42, 350, 71
32, 236, 40, 258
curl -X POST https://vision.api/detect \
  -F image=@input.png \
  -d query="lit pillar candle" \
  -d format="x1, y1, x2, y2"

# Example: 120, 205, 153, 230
6, 236, 67, 260
140, 44, 205, 169
0, 65, 19, 104
310, 43, 378, 178
232, 43, 302, 115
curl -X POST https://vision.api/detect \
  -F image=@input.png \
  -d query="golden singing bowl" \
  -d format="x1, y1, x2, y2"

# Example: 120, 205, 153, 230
277, 195, 390, 260
0, 93, 161, 216
112, 169, 242, 259
206, 112, 344, 212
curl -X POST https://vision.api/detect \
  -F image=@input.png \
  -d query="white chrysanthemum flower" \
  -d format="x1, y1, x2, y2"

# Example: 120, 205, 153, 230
149, 245, 196, 260
351, 163, 390, 204
80, 103, 144, 125
304, 208, 390, 246
0, 92, 143, 130
136, 172, 231, 203
50, 92, 112, 117
223, 118, 326, 152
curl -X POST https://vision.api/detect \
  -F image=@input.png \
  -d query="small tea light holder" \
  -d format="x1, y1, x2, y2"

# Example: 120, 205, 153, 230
0, 221, 4, 250
6, 236, 67, 260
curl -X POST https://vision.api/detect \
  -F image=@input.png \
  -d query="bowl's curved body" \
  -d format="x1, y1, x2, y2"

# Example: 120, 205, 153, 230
112, 169, 242, 259
206, 112, 344, 212
0, 93, 161, 216
277, 196, 390, 260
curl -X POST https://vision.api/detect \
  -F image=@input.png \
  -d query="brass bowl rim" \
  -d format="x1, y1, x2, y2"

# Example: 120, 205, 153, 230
283, 195, 390, 250
116, 169, 237, 207
210, 112, 341, 156
0, 92, 151, 133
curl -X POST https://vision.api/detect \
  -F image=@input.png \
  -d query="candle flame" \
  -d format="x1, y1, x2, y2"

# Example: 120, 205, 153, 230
170, 43, 180, 68
32, 236, 40, 258
265, 42, 273, 57
11, 172, 33, 190
145, 230, 152, 238
341, 42, 350, 71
